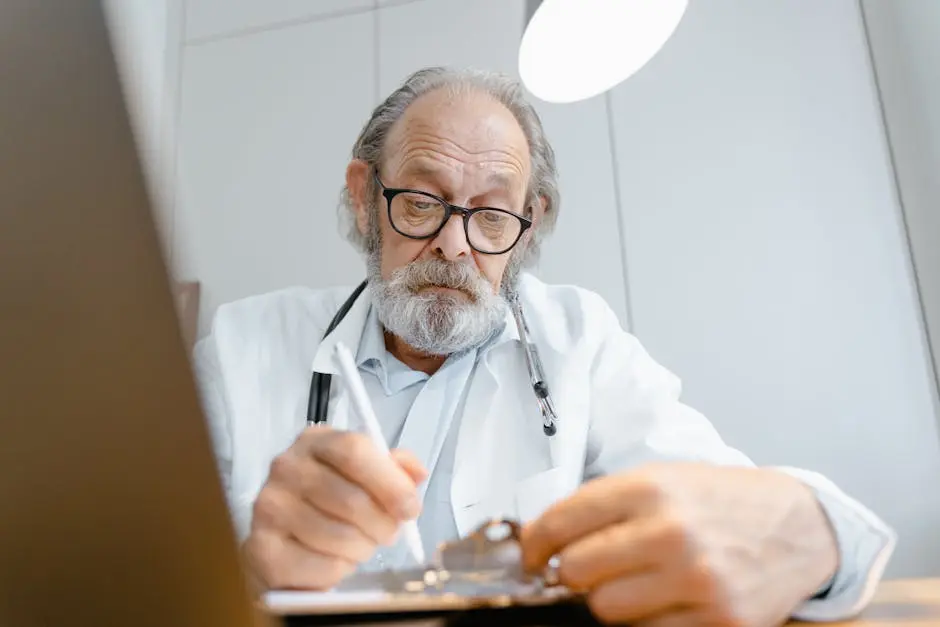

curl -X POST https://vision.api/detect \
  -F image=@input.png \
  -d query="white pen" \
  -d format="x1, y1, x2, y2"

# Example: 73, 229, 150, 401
333, 341, 426, 566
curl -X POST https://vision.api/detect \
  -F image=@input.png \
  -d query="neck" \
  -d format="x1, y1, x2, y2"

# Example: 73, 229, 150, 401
384, 331, 447, 375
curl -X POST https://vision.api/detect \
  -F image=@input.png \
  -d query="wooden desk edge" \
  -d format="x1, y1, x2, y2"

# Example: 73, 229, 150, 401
791, 579, 940, 626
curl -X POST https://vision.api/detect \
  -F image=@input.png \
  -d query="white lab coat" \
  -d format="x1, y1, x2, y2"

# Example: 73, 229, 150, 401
194, 272, 894, 620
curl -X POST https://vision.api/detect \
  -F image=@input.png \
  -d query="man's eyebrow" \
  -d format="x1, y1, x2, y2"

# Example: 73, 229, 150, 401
396, 164, 522, 201
398, 163, 449, 187
485, 171, 517, 191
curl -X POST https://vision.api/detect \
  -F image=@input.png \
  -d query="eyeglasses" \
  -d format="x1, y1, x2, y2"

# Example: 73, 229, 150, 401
374, 172, 532, 255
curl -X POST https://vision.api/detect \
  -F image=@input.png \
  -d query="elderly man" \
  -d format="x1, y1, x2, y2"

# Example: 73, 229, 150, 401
195, 67, 895, 626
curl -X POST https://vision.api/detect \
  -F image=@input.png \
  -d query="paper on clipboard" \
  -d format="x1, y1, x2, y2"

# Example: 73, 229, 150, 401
263, 585, 574, 617
264, 590, 389, 614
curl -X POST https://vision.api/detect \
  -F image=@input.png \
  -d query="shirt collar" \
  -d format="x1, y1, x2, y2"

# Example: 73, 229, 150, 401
356, 305, 428, 395
355, 304, 387, 369
356, 298, 521, 385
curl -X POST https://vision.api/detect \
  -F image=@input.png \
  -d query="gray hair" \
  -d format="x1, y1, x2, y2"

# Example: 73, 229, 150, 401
337, 66, 560, 268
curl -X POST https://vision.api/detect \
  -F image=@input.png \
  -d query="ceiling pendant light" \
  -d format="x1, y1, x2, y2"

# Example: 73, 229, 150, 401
519, 0, 689, 103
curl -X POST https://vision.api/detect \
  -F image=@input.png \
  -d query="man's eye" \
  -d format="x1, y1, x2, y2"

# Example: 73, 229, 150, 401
402, 194, 438, 212
478, 211, 509, 227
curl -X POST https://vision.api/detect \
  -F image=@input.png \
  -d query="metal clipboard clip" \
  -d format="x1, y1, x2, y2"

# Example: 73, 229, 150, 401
333, 518, 571, 605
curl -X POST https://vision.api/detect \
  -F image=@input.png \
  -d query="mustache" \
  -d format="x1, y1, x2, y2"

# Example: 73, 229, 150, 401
392, 259, 491, 301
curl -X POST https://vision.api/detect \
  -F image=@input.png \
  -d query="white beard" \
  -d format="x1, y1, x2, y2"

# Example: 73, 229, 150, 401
368, 256, 508, 356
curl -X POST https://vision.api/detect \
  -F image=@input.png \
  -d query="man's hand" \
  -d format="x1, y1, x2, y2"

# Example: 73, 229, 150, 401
243, 426, 427, 590
521, 463, 839, 626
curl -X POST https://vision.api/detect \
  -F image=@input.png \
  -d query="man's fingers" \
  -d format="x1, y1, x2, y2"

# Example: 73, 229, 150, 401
587, 571, 682, 625
293, 507, 378, 563
521, 473, 657, 570
248, 429, 426, 591
245, 530, 356, 590
391, 448, 428, 484
556, 518, 688, 590
252, 484, 379, 563
268, 455, 401, 546
308, 430, 421, 520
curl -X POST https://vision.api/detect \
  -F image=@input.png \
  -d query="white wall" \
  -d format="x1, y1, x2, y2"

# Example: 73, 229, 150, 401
607, 0, 940, 577
173, 0, 628, 335
174, 5, 375, 335
184, 0, 372, 43
164, 0, 940, 576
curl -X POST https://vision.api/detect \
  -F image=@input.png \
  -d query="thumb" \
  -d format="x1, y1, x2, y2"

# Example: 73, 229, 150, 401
390, 448, 428, 485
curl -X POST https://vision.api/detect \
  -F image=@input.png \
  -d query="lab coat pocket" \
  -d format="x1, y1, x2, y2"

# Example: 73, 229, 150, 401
514, 466, 569, 524
452, 466, 570, 537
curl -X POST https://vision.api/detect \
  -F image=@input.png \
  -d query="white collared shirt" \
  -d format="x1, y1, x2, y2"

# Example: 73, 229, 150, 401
354, 304, 492, 569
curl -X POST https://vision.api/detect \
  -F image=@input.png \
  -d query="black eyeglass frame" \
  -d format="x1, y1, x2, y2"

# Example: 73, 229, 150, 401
373, 171, 533, 255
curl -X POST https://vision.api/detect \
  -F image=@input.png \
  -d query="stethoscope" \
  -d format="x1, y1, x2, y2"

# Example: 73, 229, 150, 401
306, 279, 559, 436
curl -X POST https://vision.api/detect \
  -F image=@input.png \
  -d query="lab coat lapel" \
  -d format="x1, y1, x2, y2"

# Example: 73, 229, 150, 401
450, 313, 520, 482
449, 351, 504, 533
450, 339, 561, 537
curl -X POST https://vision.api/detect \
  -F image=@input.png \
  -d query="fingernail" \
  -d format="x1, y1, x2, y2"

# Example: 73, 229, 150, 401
543, 555, 561, 586
399, 494, 420, 519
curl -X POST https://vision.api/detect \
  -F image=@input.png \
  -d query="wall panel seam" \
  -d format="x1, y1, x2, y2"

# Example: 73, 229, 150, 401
167, 0, 187, 275
604, 91, 635, 333
857, 0, 940, 425
185, 4, 376, 47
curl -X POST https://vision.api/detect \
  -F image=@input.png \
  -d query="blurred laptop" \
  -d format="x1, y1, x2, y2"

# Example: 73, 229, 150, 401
0, 3, 605, 626
0, 2, 267, 626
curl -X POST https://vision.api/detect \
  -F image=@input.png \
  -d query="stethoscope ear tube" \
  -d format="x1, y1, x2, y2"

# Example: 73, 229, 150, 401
508, 293, 558, 436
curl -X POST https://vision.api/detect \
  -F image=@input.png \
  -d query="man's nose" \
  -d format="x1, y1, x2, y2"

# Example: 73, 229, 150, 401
431, 214, 471, 260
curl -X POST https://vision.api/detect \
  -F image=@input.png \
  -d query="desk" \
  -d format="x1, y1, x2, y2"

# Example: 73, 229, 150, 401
791, 579, 940, 626
282, 579, 940, 626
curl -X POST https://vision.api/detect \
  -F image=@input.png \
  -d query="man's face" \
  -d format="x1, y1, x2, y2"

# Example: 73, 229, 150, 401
346, 89, 540, 355
375, 89, 533, 292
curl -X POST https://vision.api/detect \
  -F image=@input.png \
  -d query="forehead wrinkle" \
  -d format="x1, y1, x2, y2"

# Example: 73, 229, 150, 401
399, 130, 525, 164
391, 140, 527, 191
386, 92, 529, 161
381, 90, 533, 203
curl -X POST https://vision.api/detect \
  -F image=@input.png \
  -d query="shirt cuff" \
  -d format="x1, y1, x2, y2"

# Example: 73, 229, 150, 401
773, 466, 897, 623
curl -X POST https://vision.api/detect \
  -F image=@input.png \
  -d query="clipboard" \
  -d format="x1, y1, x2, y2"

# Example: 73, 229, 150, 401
261, 519, 600, 625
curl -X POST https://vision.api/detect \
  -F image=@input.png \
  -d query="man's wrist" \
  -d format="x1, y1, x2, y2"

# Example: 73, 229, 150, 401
807, 489, 841, 599
781, 471, 840, 601
767, 466, 896, 622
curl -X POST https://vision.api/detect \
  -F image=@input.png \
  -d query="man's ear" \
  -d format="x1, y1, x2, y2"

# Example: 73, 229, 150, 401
345, 159, 371, 237
523, 195, 549, 245
534, 195, 548, 227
